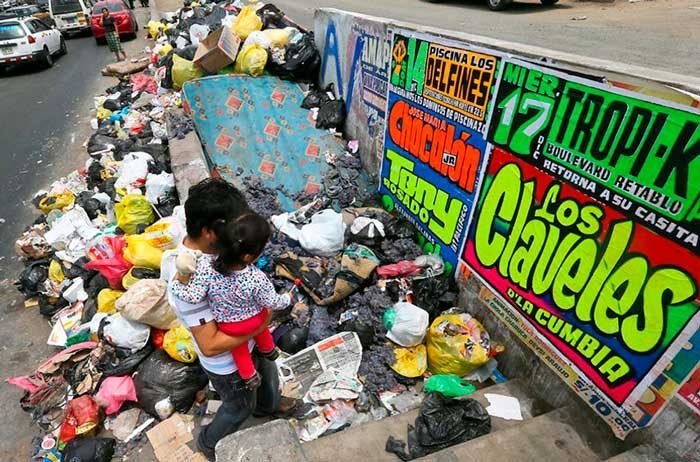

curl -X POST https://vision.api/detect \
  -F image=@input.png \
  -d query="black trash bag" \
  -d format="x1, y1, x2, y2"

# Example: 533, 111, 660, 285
339, 317, 374, 349
15, 260, 49, 297
174, 44, 198, 61
276, 325, 309, 355
386, 394, 491, 461
38, 294, 66, 317
99, 343, 155, 378
203, 4, 227, 29
316, 98, 346, 130
159, 51, 175, 90
301, 84, 333, 109
129, 266, 161, 281
133, 350, 209, 418
412, 276, 458, 319
267, 32, 320, 82
61, 437, 115, 462
63, 256, 98, 282
155, 190, 179, 217
87, 161, 104, 190
75, 191, 104, 220
98, 178, 118, 200
86, 273, 110, 299
256, 3, 284, 29
102, 99, 121, 112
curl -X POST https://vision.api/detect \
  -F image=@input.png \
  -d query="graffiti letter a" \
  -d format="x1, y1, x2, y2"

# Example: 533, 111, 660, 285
322, 23, 344, 96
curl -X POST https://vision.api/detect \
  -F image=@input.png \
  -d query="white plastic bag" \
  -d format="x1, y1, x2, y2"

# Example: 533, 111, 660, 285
298, 210, 345, 257
189, 24, 210, 46
386, 302, 430, 347
115, 152, 152, 189
102, 312, 151, 352
145, 172, 175, 204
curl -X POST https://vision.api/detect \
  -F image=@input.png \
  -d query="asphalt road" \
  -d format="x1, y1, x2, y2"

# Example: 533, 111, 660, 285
271, 0, 700, 76
0, 10, 150, 460
0, 33, 113, 281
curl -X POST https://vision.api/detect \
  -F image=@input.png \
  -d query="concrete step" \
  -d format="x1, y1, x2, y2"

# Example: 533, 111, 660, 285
604, 445, 666, 462
416, 407, 599, 462
302, 379, 552, 462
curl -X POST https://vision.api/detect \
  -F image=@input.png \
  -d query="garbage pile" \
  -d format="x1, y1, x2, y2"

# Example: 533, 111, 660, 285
9, 1, 504, 460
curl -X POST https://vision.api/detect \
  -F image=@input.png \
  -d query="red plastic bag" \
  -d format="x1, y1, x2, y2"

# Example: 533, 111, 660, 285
85, 236, 133, 290
58, 395, 100, 444
130, 73, 158, 95
95, 376, 138, 415
151, 328, 166, 349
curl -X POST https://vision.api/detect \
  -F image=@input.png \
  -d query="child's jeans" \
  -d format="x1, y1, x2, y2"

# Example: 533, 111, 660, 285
218, 309, 274, 379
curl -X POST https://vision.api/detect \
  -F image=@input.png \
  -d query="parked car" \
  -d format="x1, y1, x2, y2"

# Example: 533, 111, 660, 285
0, 5, 55, 26
427, 0, 558, 11
49, 0, 91, 35
0, 16, 66, 69
90, 0, 136, 44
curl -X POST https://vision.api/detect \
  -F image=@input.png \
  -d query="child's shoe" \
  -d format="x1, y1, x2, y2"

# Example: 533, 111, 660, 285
257, 347, 280, 361
244, 371, 262, 390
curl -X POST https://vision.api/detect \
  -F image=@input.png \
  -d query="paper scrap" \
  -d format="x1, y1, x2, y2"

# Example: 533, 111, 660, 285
484, 393, 523, 421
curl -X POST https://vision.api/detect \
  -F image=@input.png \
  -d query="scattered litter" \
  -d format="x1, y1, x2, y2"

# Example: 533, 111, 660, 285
484, 393, 523, 421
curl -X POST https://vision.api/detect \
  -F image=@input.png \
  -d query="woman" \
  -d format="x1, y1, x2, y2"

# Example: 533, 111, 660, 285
100, 7, 127, 62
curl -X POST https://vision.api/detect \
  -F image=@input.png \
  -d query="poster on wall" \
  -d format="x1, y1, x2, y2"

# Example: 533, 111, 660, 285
378, 28, 501, 271
460, 58, 700, 438
677, 367, 700, 415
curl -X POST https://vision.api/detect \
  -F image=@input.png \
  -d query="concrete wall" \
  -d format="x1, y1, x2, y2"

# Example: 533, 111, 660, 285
314, 8, 700, 462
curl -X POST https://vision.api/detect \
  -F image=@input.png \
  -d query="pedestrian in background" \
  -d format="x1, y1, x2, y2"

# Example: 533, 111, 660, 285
100, 7, 127, 62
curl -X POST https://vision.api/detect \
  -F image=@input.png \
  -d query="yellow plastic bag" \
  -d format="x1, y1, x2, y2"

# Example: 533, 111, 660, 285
96, 107, 112, 120
231, 4, 262, 40
115, 194, 156, 235
97, 289, 124, 314
123, 234, 163, 269
172, 54, 205, 91
234, 44, 267, 77
48, 260, 65, 284
147, 20, 166, 39
157, 43, 173, 56
426, 313, 491, 376
39, 191, 75, 214
261, 28, 292, 48
163, 325, 197, 363
142, 217, 184, 250
391, 345, 428, 378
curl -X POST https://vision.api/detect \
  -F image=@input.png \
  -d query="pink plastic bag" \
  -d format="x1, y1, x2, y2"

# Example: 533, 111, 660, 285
95, 376, 138, 415
131, 73, 158, 94
85, 236, 132, 289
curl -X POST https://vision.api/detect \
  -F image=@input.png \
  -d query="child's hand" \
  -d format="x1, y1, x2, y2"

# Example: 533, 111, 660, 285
176, 248, 202, 276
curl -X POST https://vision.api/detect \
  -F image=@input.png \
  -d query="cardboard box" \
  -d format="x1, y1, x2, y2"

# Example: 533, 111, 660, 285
194, 26, 241, 74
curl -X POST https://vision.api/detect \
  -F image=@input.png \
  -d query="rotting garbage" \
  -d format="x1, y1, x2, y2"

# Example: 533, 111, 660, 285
7, 0, 506, 459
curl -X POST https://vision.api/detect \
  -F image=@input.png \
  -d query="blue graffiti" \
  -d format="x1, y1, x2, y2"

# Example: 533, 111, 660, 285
321, 21, 365, 112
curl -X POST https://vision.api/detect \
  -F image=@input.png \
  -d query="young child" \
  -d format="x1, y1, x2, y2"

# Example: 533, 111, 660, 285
171, 212, 291, 389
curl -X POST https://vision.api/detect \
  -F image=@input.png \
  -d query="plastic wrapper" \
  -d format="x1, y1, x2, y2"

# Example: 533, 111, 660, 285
133, 350, 209, 418
115, 194, 156, 235
424, 374, 476, 398
426, 313, 491, 376
115, 279, 179, 330
123, 234, 164, 270
163, 325, 197, 363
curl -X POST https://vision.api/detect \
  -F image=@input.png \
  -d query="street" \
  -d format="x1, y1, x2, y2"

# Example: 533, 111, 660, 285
271, 0, 700, 76
0, 9, 150, 460
0, 0, 697, 459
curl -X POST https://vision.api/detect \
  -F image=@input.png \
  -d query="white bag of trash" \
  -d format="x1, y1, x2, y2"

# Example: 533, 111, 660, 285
385, 302, 430, 347
298, 210, 345, 257
102, 312, 151, 352
115, 152, 152, 189
145, 172, 175, 204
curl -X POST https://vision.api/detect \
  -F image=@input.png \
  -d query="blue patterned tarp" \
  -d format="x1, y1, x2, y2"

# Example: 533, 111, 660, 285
182, 75, 346, 211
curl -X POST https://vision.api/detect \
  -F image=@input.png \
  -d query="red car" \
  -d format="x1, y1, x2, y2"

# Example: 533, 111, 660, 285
90, 0, 138, 44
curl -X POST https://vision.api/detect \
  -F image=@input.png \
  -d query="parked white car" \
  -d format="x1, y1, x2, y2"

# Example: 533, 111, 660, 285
0, 16, 66, 69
